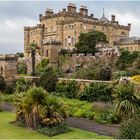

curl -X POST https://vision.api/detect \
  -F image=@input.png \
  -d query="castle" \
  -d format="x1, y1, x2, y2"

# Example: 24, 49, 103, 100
24, 3, 131, 62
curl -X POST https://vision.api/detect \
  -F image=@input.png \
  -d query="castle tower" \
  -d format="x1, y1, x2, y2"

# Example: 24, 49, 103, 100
24, 27, 30, 57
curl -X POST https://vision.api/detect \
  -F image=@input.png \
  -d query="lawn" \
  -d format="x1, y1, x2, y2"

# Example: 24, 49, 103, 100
0, 111, 112, 139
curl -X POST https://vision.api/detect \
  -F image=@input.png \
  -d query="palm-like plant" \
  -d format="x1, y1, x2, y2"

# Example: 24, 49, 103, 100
15, 87, 67, 130
23, 87, 47, 130
113, 83, 140, 119
29, 41, 38, 76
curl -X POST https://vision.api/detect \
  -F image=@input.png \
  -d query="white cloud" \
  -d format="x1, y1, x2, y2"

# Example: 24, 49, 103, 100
106, 8, 140, 36
0, 17, 38, 54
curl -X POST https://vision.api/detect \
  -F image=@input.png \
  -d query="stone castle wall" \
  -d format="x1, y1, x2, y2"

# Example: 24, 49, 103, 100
0, 54, 18, 85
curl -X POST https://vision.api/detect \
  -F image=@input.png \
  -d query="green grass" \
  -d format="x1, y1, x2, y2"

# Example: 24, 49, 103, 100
0, 112, 112, 139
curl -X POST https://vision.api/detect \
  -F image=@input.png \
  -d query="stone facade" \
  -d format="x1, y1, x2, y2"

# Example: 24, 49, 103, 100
119, 37, 140, 52
24, 3, 131, 60
0, 54, 18, 85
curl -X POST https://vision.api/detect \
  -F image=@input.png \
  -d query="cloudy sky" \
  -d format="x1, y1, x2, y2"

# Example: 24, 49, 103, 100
0, 0, 140, 54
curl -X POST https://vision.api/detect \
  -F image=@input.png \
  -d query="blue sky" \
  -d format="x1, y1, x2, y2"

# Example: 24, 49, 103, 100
0, 1, 140, 54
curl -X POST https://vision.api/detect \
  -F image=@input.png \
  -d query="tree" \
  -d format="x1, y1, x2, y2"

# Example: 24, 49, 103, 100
15, 87, 67, 130
39, 67, 58, 92
36, 58, 49, 76
113, 83, 140, 119
116, 50, 140, 70
17, 60, 27, 75
29, 41, 38, 76
75, 31, 108, 54
16, 52, 24, 58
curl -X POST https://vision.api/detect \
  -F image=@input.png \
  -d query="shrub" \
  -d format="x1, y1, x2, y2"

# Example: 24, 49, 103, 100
100, 67, 112, 81
17, 60, 27, 74
0, 76, 6, 91
15, 77, 31, 93
36, 58, 49, 76
79, 82, 113, 102
39, 67, 58, 92
4, 80, 16, 94
93, 103, 121, 124
131, 75, 140, 82
37, 123, 71, 137
119, 117, 140, 139
112, 70, 129, 80
1, 94, 15, 103
113, 83, 140, 119
57, 97, 94, 119
55, 80, 79, 98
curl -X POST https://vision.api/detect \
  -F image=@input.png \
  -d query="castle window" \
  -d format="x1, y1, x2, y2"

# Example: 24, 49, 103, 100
65, 38, 67, 47
30, 32, 32, 35
65, 26, 67, 30
72, 37, 74, 46
80, 24, 83, 28
71, 25, 74, 29
93, 26, 96, 31
121, 31, 126, 36
51, 27, 53, 32
45, 28, 48, 33
68, 36, 71, 46
68, 25, 71, 29
102, 27, 105, 32
83, 24, 87, 30
46, 50, 48, 57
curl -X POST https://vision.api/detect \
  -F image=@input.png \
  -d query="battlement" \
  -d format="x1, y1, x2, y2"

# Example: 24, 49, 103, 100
24, 24, 43, 31
0, 54, 17, 61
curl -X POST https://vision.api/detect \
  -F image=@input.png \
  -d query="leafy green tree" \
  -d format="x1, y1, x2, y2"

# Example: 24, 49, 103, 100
116, 50, 140, 70
75, 31, 108, 54
36, 58, 49, 76
113, 83, 140, 119
17, 60, 27, 75
15, 77, 31, 93
39, 67, 58, 92
16, 52, 24, 58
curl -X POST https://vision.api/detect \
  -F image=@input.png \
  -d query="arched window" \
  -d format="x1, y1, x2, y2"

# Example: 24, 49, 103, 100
65, 38, 67, 47
46, 50, 48, 57
68, 36, 71, 46
72, 37, 74, 46
121, 31, 126, 36
93, 26, 96, 31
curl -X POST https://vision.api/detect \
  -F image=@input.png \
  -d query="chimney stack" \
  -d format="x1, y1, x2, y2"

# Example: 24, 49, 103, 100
67, 3, 76, 13
111, 15, 115, 23
90, 14, 94, 18
45, 9, 54, 16
128, 23, 131, 30
39, 14, 42, 21
80, 5, 88, 16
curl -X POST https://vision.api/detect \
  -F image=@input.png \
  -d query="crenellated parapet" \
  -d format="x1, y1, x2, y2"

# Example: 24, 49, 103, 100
0, 54, 18, 61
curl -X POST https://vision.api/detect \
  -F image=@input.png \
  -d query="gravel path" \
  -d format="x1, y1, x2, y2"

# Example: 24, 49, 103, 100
65, 117, 119, 137
1, 102, 15, 112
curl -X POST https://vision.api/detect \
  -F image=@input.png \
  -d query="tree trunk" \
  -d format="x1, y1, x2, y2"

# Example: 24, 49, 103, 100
31, 50, 36, 76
